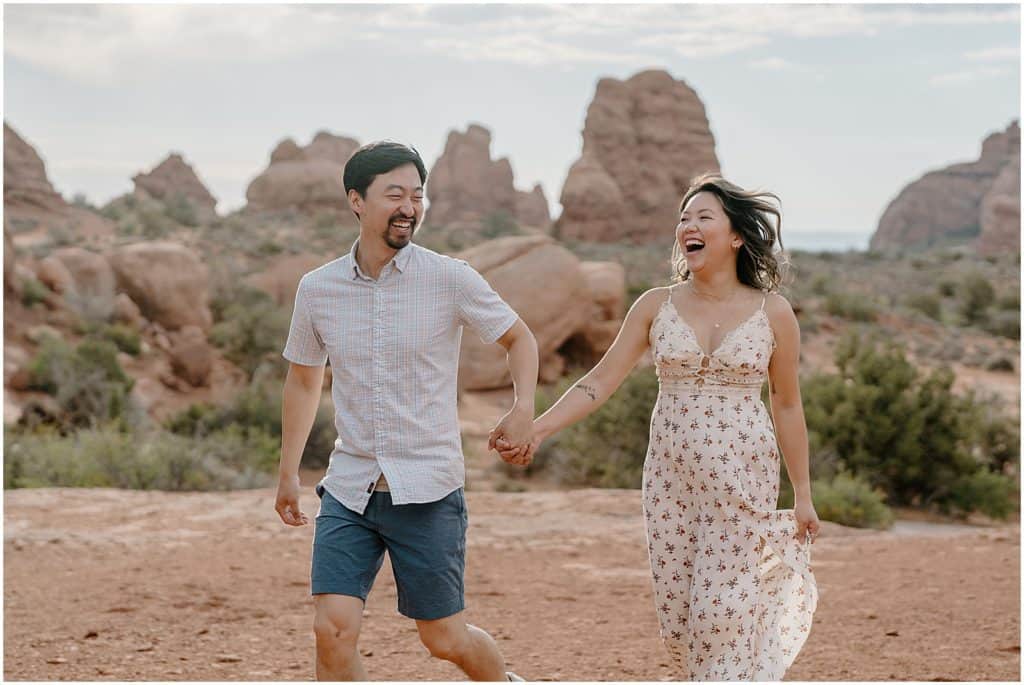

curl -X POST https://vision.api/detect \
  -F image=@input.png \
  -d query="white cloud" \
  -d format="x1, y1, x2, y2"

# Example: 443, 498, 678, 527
964, 45, 1021, 62
424, 34, 660, 68
929, 66, 1012, 86
749, 57, 795, 71
4, 4, 1020, 85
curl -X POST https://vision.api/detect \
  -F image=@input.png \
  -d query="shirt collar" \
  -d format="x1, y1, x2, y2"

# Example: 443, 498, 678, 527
349, 239, 414, 281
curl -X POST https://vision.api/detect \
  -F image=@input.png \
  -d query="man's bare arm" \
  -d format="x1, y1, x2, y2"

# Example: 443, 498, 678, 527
275, 362, 325, 526
487, 318, 539, 463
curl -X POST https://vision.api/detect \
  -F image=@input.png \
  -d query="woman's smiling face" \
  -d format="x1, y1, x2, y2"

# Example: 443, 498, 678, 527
676, 191, 741, 273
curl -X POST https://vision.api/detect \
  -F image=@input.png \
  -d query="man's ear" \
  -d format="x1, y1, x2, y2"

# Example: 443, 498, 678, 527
347, 189, 363, 218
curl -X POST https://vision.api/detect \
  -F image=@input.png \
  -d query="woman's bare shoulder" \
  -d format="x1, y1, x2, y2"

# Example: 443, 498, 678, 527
762, 291, 799, 329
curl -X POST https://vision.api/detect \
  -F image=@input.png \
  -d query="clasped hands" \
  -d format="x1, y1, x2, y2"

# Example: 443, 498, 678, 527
487, 404, 542, 466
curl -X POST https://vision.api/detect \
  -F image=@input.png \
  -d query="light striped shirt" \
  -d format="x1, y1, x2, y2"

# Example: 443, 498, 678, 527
283, 240, 519, 514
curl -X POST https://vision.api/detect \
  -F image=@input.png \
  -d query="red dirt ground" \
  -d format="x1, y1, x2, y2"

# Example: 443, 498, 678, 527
3, 486, 1019, 681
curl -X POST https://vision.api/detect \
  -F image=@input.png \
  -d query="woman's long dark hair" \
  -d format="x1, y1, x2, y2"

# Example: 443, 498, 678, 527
671, 172, 788, 292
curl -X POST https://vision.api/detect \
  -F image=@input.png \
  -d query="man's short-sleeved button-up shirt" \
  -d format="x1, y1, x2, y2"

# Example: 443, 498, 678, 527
282, 240, 518, 514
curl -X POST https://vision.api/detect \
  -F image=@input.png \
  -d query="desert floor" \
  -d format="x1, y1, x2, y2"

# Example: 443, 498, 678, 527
4, 483, 1020, 682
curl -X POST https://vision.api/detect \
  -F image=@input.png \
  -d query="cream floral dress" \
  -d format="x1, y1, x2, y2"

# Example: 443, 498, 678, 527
643, 286, 817, 680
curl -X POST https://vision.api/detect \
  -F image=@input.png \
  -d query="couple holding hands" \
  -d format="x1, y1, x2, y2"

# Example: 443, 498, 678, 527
275, 140, 818, 682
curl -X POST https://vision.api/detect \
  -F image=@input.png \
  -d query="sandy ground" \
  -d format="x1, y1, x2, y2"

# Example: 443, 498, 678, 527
3, 485, 1019, 682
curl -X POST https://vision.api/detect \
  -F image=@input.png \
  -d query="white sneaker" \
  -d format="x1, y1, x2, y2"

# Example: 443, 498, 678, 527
506, 672, 525, 682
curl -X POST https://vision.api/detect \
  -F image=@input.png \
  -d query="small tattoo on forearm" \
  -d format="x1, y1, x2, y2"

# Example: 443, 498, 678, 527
575, 383, 598, 401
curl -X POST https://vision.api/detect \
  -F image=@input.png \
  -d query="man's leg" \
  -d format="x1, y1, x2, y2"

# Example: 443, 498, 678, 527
416, 611, 508, 682
310, 487, 387, 681
381, 489, 513, 681
313, 594, 367, 681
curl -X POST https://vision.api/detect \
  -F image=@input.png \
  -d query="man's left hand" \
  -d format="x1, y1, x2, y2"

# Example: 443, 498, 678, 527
488, 404, 534, 465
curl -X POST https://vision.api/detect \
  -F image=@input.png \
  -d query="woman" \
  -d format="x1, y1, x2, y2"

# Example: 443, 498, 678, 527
501, 173, 819, 680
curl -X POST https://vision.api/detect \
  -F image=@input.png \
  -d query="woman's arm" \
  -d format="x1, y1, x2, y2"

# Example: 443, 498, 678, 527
517, 287, 665, 457
765, 294, 820, 541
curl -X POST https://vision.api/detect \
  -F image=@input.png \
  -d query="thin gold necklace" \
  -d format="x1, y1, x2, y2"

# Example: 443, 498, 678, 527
687, 281, 740, 328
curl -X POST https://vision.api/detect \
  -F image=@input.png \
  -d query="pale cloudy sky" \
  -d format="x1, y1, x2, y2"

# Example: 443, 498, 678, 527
4, 3, 1020, 245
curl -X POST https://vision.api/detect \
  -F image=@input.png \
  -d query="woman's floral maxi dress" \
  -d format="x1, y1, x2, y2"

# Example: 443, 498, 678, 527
643, 289, 817, 681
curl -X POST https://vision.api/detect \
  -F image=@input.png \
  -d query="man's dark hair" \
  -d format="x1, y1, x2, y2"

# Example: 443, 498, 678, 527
343, 140, 428, 201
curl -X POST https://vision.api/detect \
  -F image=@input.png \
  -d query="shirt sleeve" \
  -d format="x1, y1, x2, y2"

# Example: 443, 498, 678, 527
455, 260, 519, 344
282, 277, 328, 366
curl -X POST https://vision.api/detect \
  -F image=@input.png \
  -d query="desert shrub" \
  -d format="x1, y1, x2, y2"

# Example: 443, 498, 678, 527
26, 337, 137, 429
905, 293, 941, 320
20, 277, 49, 307
974, 406, 1021, 475
48, 223, 74, 247
958, 272, 995, 325
825, 292, 877, 321
100, 323, 142, 356
4, 423, 276, 491
209, 285, 291, 378
802, 332, 1018, 518
938, 280, 957, 298
527, 368, 659, 488
984, 354, 1015, 372
810, 471, 894, 529
809, 274, 830, 296
66, 292, 116, 326
78, 320, 141, 355
983, 309, 1020, 340
480, 211, 521, 240
945, 469, 1019, 520
255, 239, 285, 256
164, 194, 199, 227
997, 293, 1020, 311
138, 206, 175, 239
165, 375, 336, 469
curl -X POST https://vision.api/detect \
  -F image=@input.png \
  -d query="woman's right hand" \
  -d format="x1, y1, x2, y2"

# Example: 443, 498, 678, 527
497, 420, 551, 466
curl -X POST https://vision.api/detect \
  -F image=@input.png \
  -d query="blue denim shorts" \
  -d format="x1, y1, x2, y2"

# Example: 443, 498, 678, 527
311, 484, 468, 621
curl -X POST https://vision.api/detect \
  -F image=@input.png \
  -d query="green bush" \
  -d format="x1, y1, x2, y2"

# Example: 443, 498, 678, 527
946, 469, 1019, 520
165, 375, 336, 469
983, 310, 1020, 340
138, 206, 175, 239
997, 293, 1020, 311
958, 272, 995, 326
984, 354, 1015, 372
825, 292, 877, 321
802, 332, 1018, 518
529, 368, 659, 488
809, 274, 830, 296
905, 293, 941, 320
4, 424, 276, 491
209, 286, 291, 378
20, 277, 49, 307
81, 322, 142, 355
811, 471, 894, 529
26, 337, 136, 428
164, 194, 200, 227
480, 211, 521, 240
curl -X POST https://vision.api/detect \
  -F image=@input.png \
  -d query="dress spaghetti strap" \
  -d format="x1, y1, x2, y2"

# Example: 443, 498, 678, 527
760, 294, 768, 311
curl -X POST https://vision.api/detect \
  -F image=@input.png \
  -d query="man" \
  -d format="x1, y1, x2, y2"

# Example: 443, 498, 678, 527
274, 140, 538, 681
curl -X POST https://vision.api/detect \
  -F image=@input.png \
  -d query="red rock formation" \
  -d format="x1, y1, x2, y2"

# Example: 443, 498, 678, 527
245, 131, 360, 215
132, 153, 218, 221
426, 124, 551, 230
871, 120, 1019, 252
556, 70, 720, 244
978, 139, 1021, 256
3, 121, 115, 247
246, 252, 332, 308
108, 241, 212, 331
3, 122, 66, 213
454, 235, 626, 390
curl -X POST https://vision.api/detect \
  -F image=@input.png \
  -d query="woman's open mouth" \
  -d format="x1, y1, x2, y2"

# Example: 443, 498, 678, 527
685, 238, 705, 254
